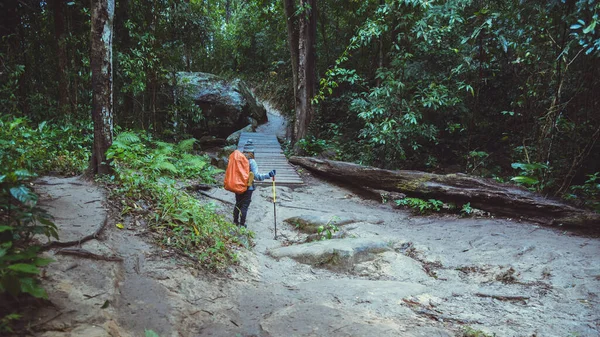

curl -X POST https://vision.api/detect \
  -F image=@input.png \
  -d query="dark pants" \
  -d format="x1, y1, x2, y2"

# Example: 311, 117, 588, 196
233, 189, 253, 227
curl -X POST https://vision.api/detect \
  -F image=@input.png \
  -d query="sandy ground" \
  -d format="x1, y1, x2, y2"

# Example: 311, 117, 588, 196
27, 108, 600, 337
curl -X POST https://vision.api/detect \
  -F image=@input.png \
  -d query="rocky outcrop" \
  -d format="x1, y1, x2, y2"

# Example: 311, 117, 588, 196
175, 72, 267, 138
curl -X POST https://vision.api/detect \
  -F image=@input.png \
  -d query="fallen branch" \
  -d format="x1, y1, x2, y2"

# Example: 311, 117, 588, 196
42, 216, 109, 251
196, 190, 234, 205
56, 248, 123, 262
30, 311, 63, 329
290, 156, 600, 227
475, 293, 530, 302
186, 183, 220, 191
415, 309, 481, 325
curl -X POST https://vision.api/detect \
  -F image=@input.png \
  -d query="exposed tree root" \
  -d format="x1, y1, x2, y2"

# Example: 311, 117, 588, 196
41, 216, 109, 251
56, 248, 123, 262
475, 293, 530, 302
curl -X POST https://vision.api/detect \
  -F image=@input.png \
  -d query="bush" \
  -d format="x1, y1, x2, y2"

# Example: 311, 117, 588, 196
0, 169, 58, 333
0, 115, 92, 176
106, 131, 247, 269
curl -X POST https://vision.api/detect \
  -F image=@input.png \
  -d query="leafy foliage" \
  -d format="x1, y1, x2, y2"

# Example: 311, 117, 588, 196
0, 168, 58, 332
568, 172, 600, 212
106, 131, 244, 269
0, 115, 91, 176
395, 197, 444, 214
510, 162, 550, 192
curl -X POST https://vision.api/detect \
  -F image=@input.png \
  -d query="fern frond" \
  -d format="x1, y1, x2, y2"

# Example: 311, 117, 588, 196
151, 161, 178, 174
177, 138, 197, 153
181, 154, 207, 169
155, 141, 175, 155
115, 131, 140, 144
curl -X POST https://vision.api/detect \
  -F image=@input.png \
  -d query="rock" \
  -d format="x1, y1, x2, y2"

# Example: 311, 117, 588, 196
197, 136, 227, 148
207, 145, 237, 169
380, 251, 432, 282
298, 279, 426, 298
260, 304, 409, 337
226, 124, 254, 145
407, 327, 453, 337
284, 214, 367, 234
268, 238, 392, 271
175, 72, 267, 138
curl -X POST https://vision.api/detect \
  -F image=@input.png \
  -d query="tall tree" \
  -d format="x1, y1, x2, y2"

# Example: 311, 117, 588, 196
49, 0, 72, 115
90, 0, 114, 175
292, 0, 317, 146
283, 0, 299, 104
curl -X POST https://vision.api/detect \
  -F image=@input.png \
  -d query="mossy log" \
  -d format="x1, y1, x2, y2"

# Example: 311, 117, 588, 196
289, 156, 600, 227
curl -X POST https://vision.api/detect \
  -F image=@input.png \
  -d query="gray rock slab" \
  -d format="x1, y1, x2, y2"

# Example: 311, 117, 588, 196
226, 124, 254, 145
35, 176, 106, 243
260, 303, 410, 337
296, 279, 427, 304
284, 214, 380, 234
268, 238, 392, 271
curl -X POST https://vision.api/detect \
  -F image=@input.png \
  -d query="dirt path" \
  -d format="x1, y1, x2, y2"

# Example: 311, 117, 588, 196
30, 107, 600, 337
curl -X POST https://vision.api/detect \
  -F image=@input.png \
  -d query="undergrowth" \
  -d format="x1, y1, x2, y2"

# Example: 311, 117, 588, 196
0, 115, 92, 176
106, 131, 247, 270
0, 115, 68, 333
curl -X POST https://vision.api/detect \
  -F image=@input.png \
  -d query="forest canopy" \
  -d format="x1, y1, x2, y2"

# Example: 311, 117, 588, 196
0, 0, 599, 200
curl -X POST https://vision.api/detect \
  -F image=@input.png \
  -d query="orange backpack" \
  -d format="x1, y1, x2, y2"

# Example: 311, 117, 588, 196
224, 150, 250, 194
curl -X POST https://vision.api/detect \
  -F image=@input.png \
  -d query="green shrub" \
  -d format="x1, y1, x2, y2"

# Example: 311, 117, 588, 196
0, 168, 58, 333
395, 197, 443, 214
568, 172, 600, 212
0, 115, 91, 176
106, 131, 245, 269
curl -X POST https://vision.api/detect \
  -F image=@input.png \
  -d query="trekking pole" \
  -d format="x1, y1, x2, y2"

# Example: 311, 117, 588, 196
272, 174, 277, 239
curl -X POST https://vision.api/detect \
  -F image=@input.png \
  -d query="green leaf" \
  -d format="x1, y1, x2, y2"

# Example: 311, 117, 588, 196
511, 176, 539, 185
177, 138, 196, 153
19, 277, 48, 298
7, 263, 41, 274
101, 300, 110, 309
0, 226, 13, 233
583, 20, 596, 34
511, 162, 548, 171
34, 257, 55, 267
9, 186, 35, 204
145, 330, 160, 337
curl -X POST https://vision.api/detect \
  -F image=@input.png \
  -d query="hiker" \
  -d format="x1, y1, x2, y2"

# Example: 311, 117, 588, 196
232, 140, 276, 228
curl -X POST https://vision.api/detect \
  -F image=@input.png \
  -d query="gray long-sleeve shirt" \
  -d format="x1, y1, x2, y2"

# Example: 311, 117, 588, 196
248, 158, 269, 191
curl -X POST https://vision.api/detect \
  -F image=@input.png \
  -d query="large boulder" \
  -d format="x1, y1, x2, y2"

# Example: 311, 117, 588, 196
175, 72, 267, 138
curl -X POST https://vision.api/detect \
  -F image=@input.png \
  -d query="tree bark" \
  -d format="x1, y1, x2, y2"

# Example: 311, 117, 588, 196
289, 157, 600, 227
50, 0, 72, 115
293, 0, 316, 145
90, 0, 115, 175
283, 0, 299, 105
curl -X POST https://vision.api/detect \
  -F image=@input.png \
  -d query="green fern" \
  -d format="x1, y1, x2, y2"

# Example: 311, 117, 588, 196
155, 141, 175, 155
177, 138, 196, 153
181, 154, 207, 169
151, 161, 179, 174
115, 131, 140, 145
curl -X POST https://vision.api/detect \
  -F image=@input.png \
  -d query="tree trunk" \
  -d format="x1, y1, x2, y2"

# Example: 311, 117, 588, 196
289, 157, 600, 227
293, 0, 316, 145
283, 0, 299, 105
50, 0, 72, 116
90, 0, 115, 175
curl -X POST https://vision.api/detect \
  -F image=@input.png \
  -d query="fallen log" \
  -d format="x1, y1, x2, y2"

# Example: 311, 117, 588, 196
289, 157, 600, 227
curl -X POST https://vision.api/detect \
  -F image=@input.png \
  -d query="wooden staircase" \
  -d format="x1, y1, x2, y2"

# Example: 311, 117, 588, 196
237, 132, 303, 185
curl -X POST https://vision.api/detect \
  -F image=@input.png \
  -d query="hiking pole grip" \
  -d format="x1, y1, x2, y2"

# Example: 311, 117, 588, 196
272, 176, 277, 239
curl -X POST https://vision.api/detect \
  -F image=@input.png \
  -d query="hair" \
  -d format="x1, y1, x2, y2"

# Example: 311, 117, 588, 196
244, 152, 255, 159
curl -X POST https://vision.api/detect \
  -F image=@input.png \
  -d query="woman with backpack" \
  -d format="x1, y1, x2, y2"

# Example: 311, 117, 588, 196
226, 140, 275, 228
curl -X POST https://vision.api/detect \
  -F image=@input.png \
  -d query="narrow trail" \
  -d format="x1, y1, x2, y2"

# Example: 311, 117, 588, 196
30, 105, 600, 337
